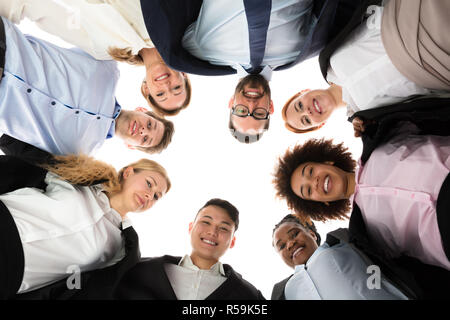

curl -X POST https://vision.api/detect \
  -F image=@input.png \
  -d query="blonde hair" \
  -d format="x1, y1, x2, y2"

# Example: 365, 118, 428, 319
108, 47, 144, 66
43, 155, 171, 195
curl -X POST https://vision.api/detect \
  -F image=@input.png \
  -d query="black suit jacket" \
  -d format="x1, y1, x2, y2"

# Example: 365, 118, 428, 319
139, 0, 363, 76
115, 255, 265, 300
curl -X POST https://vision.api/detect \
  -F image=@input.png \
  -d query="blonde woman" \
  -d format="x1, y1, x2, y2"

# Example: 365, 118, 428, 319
0, 152, 171, 299
0, 0, 191, 116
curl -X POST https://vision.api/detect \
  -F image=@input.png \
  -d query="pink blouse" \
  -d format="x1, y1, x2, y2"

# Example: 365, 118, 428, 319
353, 134, 450, 270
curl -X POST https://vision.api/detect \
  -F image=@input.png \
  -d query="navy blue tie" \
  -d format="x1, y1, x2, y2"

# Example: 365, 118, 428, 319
243, 0, 272, 74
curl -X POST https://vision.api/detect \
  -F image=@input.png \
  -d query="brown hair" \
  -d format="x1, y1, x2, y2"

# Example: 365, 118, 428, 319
141, 76, 192, 117
273, 139, 356, 222
282, 92, 325, 134
43, 155, 171, 196
108, 47, 144, 66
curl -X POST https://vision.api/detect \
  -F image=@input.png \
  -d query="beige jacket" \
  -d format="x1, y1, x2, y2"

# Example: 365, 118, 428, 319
381, 0, 450, 90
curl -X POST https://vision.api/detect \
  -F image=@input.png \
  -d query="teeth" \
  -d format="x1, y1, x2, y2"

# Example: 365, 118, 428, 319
202, 239, 217, 246
324, 176, 329, 193
156, 74, 169, 81
245, 91, 260, 97
313, 100, 321, 113
132, 122, 137, 135
292, 247, 304, 258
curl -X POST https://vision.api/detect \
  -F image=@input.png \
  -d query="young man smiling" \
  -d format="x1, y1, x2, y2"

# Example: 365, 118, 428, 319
0, 16, 174, 156
115, 198, 265, 300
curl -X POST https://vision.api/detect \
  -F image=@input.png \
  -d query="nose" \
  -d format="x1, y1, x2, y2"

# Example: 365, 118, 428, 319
287, 239, 296, 252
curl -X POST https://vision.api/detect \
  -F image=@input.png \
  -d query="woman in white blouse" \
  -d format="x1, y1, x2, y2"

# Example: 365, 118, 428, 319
282, 1, 449, 134
0, 0, 192, 117
0, 153, 170, 298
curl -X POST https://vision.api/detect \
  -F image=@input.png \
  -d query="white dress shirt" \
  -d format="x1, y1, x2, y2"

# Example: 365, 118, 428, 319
0, 0, 153, 60
0, 172, 127, 293
182, 0, 316, 73
284, 243, 408, 300
164, 255, 227, 300
0, 17, 121, 156
326, 4, 435, 117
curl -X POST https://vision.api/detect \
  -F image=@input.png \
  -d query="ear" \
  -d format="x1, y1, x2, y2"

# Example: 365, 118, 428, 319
122, 166, 135, 179
141, 81, 150, 97
308, 230, 317, 241
125, 143, 135, 150
228, 97, 234, 109
324, 201, 330, 206
229, 236, 236, 249
188, 221, 194, 234
269, 100, 274, 114
135, 106, 148, 113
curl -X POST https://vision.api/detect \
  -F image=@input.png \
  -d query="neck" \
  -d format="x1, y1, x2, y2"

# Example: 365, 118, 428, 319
106, 192, 128, 219
139, 47, 163, 70
328, 83, 346, 109
190, 253, 218, 270
345, 172, 356, 198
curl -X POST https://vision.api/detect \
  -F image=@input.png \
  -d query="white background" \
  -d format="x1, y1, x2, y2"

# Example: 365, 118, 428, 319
9, 19, 363, 299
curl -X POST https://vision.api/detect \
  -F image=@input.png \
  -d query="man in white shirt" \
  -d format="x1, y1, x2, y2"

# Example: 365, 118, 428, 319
115, 198, 265, 299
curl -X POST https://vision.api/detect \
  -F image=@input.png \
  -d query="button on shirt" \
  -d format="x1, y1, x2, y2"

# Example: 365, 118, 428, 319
0, 17, 121, 155
164, 255, 227, 300
0, 172, 127, 293
353, 133, 450, 270
326, 5, 434, 117
284, 243, 408, 300
182, 0, 316, 73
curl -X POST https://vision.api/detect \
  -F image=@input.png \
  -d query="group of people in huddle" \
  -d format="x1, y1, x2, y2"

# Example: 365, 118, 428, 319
0, 0, 449, 300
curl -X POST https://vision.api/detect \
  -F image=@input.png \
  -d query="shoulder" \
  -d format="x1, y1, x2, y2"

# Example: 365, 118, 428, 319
223, 264, 265, 299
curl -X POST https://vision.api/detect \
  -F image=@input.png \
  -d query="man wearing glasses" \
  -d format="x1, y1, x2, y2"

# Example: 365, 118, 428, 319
228, 74, 273, 144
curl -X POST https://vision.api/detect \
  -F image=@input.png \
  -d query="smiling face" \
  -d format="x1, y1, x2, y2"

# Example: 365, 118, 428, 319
118, 167, 168, 213
142, 63, 187, 111
229, 75, 273, 134
115, 109, 165, 148
189, 205, 236, 267
273, 222, 318, 268
284, 89, 338, 131
290, 162, 350, 203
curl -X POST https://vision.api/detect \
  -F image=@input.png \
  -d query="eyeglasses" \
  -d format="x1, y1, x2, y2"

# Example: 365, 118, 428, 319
231, 105, 270, 120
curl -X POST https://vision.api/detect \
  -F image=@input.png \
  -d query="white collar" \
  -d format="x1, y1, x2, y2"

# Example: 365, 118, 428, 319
179, 254, 226, 276
234, 64, 273, 82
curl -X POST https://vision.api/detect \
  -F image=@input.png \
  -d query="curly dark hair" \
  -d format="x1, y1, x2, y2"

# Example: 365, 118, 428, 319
272, 214, 321, 246
273, 138, 356, 221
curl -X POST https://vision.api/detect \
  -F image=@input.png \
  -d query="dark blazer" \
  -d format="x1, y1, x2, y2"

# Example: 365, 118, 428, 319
139, 0, 364, 76
348, 94, 450, 164
0, 137, 141, 300
115, 255, 265, 300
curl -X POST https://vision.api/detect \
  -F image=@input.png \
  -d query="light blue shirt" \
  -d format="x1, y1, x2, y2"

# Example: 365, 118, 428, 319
284, 243, 409, 300
0, 17, 121, 156
182, 0, 316, 77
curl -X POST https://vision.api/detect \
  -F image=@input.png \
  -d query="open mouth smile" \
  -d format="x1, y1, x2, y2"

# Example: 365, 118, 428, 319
155, 73, 169, 81
201, 238, 218, 246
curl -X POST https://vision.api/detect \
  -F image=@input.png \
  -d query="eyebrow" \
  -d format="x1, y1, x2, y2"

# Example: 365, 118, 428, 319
149, 176, 157, 187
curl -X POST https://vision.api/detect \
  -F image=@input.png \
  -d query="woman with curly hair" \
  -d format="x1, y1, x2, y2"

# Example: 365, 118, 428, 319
0, 0, 192, 116
0, 152, 171, 299
273, 134, 450, 271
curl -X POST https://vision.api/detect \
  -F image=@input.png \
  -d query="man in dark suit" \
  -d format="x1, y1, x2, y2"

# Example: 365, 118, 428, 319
139, 0, 363, 143
115, 198, 265, 300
